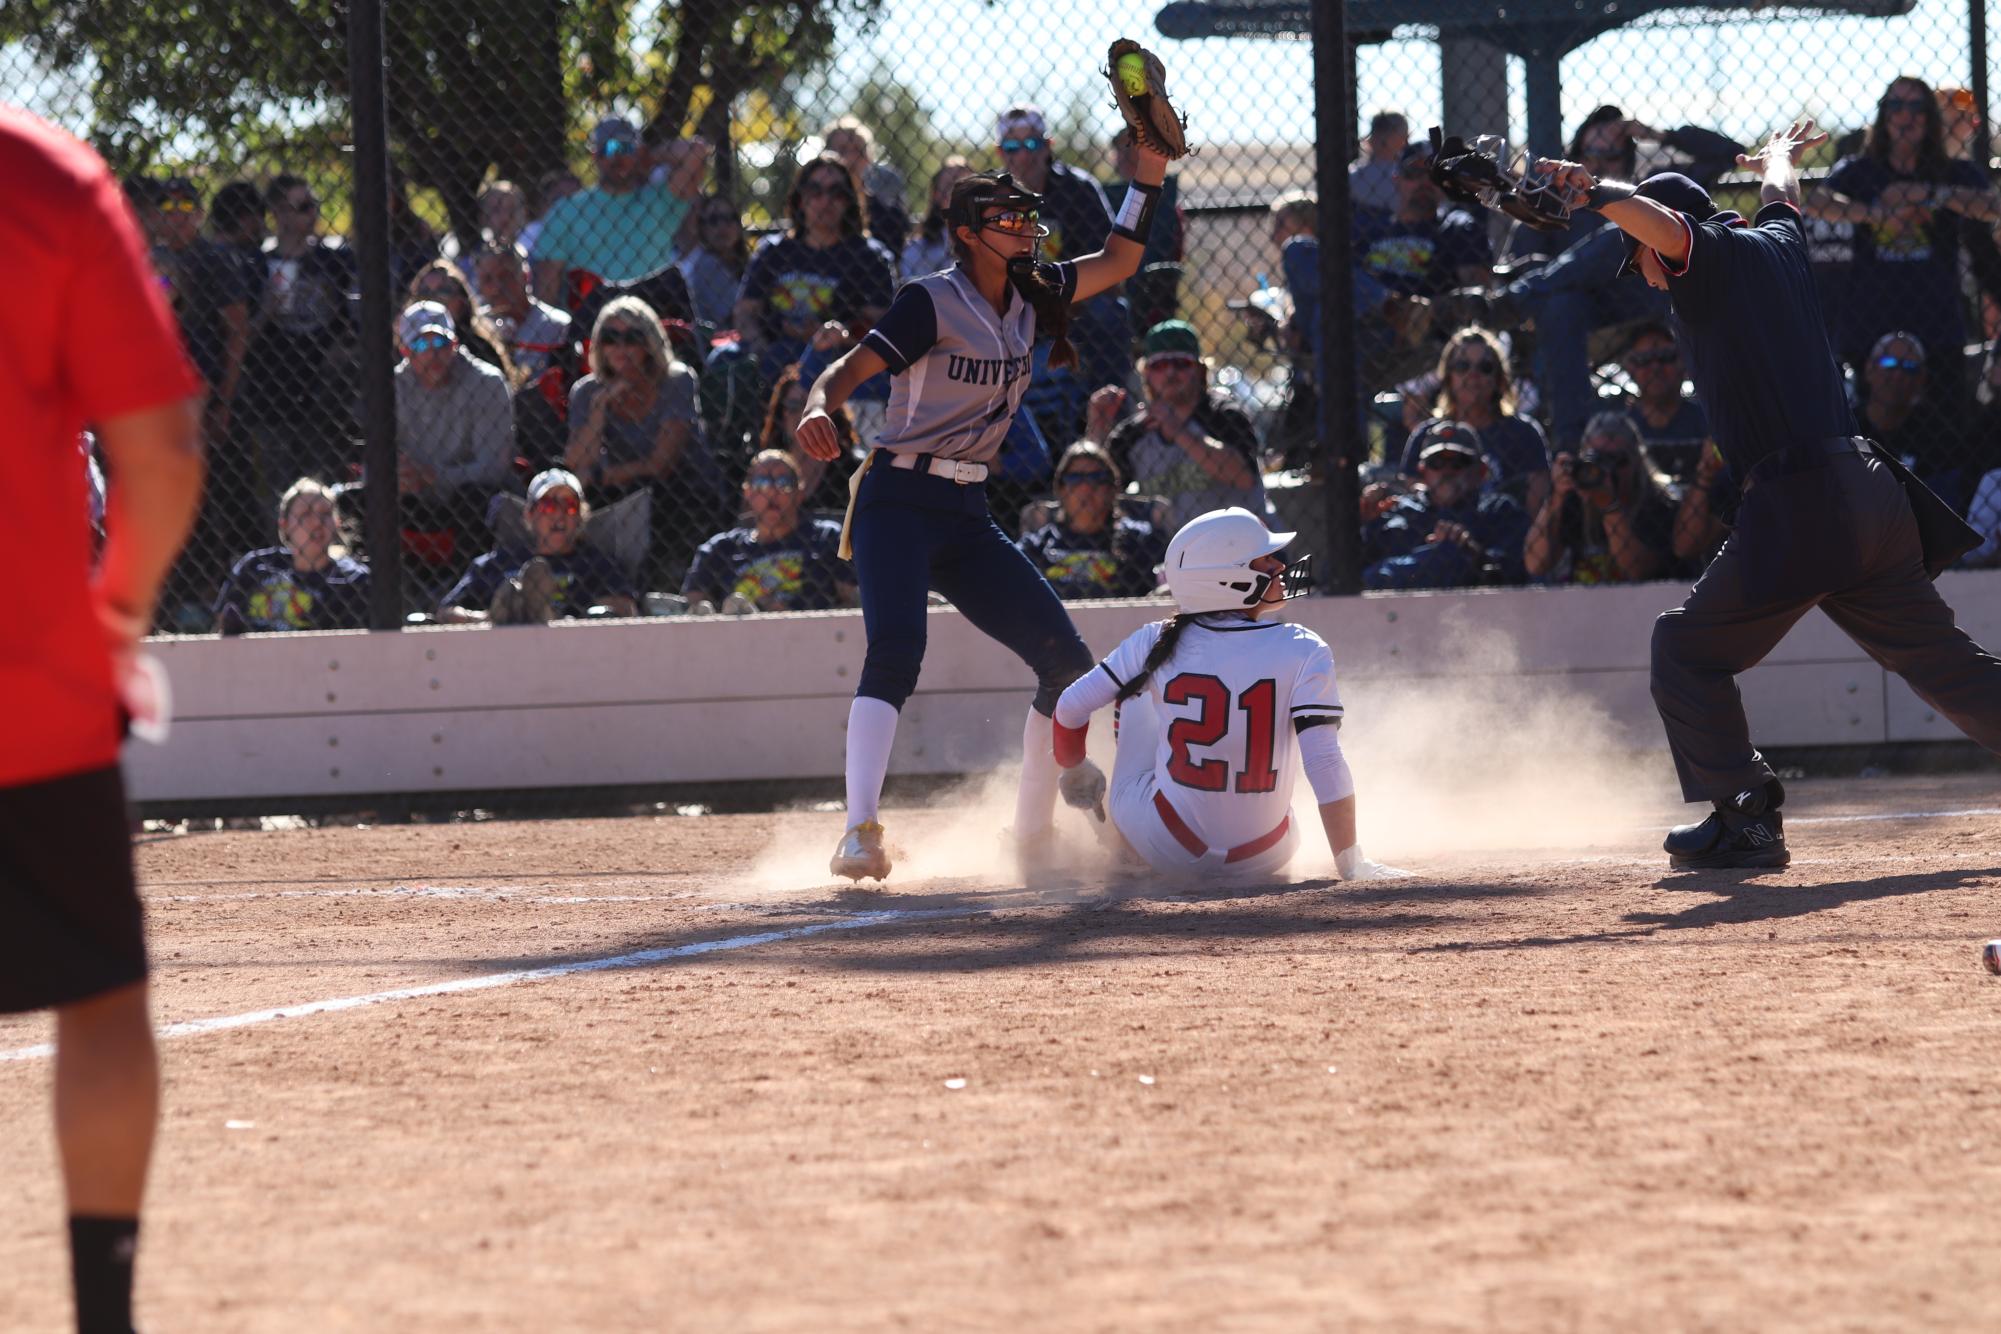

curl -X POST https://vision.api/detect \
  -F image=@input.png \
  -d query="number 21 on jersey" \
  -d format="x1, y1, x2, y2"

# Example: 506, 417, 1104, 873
1162, 673, 1278, 794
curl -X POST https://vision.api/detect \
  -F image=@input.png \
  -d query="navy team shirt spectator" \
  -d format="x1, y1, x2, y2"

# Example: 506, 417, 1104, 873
214, 479, 370, 634
1363, 433, 1529, 589
734, 156, 897, 378
1017, 443, 1167, 599
682, 450, 854, 613
1398, 329, 1550, 506
1353, 143, 1491, 299
1617, 322, 1711, 483
439, 469, 638, 621
1807, 76, 2001, 397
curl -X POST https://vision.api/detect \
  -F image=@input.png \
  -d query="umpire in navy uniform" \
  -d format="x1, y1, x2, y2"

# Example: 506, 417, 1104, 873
1541, 119, 2001, 868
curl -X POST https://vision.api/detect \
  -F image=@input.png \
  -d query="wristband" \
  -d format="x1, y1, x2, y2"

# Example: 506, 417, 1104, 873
1585, 180, 1637, 210
1111, 180, 1160, 243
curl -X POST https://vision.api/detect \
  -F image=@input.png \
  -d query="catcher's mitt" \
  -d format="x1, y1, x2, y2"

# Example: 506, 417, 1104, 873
1106, 38, 1189, 159
1427, 127, 1576, 233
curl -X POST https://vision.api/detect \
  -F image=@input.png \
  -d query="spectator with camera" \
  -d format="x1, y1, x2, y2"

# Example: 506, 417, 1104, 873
1853, 329, 1971, 513
1104, 321, 1266, 533
1524, 411, 1677, 584
1807, 76, 2001, 402
213, 478, 370, 634
437, 468, 638, 624
1361, 426, 1529, 590
531, 116, 709, 304
1615, 321, 1710, 483
1017, 442, 1168, 600
681, 450, 854, 614
393, 301, 516, 537
1398, 327, 1550, 508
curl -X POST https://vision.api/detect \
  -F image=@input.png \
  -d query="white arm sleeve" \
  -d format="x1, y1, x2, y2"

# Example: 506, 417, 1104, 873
1298, 723, 1355, 805
1054, 664, 1121, 729
1054, 622, 1163, 728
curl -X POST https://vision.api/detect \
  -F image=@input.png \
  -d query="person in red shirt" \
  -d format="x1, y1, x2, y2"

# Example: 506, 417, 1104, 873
0, 105, 205, 1334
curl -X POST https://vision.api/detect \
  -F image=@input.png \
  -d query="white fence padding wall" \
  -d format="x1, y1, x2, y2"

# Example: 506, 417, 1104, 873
128, 573, 2001, 803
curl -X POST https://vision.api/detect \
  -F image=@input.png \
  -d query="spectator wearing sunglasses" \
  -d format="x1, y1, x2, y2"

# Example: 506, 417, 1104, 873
1361, 427, 1529, 590
994, 105, 1131, 417
567, 296, 728, 581
393, 301, 515, 538
1104, 321, 1267, 534
407, 258, 515, 383
531, 116, 710, 305
214, 478, 370, 634
734, 156, 896, 376
682, 450, 854, 614
1807, 76, 2001, 403
1854, 330, 1971, 513
438, 468, 638, 624
240, 172, 357, 509
1525, 411, 1676, 584
1615, 321, 1710, 484
823, 116, 911, 260
1398, 327, 1551, 509
1016, 442, 1167, 600
676, 192, 749, 330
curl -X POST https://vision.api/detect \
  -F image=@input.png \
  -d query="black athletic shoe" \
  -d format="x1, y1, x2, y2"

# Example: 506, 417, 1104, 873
1664, 807, 1790, 869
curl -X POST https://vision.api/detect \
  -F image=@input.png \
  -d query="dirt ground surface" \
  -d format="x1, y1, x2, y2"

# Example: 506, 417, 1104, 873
4, 772, 2001, 1332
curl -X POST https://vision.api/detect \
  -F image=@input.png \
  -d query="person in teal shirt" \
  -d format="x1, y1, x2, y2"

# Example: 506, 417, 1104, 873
532, 116, 709, 302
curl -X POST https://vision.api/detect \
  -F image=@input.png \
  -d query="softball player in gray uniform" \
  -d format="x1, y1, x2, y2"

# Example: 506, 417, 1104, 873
798, 152, 1169, 882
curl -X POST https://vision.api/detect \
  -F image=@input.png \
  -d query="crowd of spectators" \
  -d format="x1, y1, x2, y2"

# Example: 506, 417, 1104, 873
125, 76, 2001, 635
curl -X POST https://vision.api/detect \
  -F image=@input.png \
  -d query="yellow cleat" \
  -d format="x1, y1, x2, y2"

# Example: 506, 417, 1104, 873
830, 820, 892, 882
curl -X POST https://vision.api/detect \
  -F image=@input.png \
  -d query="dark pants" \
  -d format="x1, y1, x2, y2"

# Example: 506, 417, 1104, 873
1651, 445, 2001, 803
851, 461, 1092, 714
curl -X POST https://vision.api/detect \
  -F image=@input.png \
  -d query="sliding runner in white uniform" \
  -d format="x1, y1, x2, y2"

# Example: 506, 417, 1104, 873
1051, 508, 1407, 881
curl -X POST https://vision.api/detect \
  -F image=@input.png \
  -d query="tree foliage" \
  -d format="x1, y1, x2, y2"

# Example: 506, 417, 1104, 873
1, 0, 883, 244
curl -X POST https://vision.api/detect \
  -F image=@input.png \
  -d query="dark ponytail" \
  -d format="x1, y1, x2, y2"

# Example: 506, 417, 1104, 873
1006, 258, 1077, 371
1115, 614, 1196, 703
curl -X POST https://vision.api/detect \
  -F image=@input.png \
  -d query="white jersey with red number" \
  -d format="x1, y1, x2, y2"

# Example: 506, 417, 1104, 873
1093, 615, 1343, 851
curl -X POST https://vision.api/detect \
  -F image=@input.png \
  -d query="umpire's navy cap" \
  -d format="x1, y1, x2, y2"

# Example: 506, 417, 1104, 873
1616, 172, 1719, 277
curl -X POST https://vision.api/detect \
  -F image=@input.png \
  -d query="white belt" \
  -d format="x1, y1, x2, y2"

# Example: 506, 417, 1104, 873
886, 452, 989, 484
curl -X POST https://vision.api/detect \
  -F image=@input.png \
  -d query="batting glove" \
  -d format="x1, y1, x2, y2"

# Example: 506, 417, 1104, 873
1058, 758, 1108, 822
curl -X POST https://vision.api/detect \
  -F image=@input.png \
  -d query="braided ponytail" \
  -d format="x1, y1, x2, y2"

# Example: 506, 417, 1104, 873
1115, 613, 1196, 703
1006, 259, 1077, 370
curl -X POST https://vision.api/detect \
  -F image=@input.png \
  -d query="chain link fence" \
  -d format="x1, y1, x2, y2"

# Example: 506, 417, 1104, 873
5, 0, 1996, 810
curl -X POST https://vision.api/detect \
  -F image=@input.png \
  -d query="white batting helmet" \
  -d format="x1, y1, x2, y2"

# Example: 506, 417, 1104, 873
1162, 507, 1301, 613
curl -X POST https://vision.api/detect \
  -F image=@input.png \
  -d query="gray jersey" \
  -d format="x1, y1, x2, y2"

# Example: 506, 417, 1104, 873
861, 261, 1078, 463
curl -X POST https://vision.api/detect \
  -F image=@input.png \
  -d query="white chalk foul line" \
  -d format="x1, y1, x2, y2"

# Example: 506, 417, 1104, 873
0, 907, 972, 1066
1784, 806, 2001, 827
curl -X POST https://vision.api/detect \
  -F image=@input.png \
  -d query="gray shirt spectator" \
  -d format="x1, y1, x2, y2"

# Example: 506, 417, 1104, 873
394, 303, 515, 497
569, 364, 699, 472
1350, 111, 1408, 217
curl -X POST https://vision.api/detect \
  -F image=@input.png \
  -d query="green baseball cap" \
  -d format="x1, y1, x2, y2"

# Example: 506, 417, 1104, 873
1142, 319, 1203, 364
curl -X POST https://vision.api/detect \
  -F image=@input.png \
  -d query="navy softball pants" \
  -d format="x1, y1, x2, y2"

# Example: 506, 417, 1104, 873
850, 461, 1092, 714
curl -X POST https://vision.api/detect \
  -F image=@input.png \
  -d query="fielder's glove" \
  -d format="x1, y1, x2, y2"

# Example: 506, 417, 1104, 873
1106, 39, 1190, 159
1058, 758, 1108, 822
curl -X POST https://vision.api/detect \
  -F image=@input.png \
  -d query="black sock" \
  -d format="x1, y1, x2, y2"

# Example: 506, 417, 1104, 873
68, 1215, 140, 1334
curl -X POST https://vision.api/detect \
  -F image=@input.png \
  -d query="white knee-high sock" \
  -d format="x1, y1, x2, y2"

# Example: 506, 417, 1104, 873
844, 696, 900, 826
1014, 706, 1059, 835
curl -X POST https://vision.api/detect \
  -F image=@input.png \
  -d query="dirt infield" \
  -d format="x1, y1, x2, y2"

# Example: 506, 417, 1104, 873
3, 772, 2000, 1332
